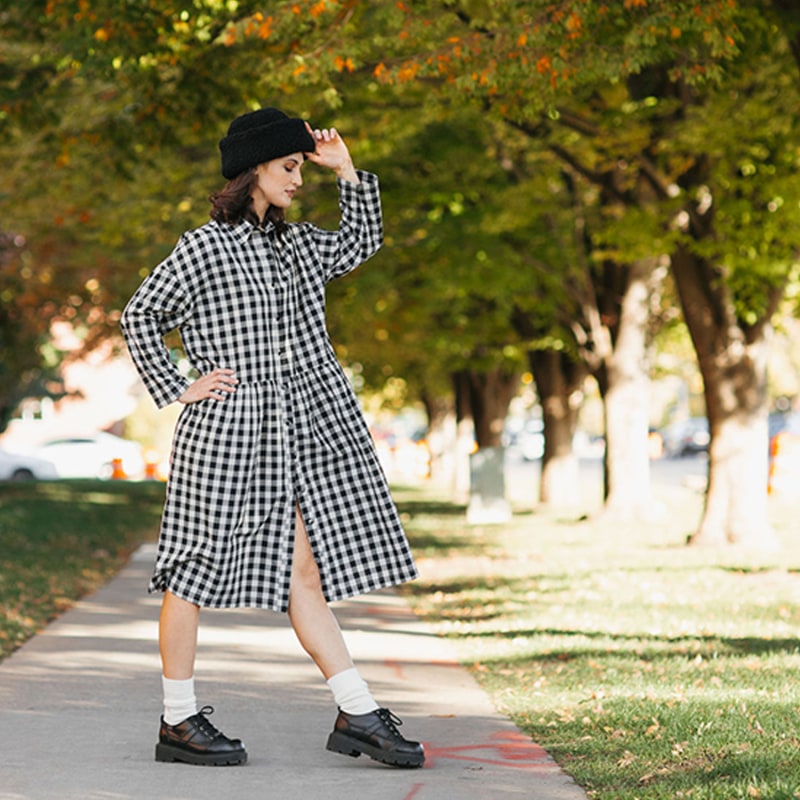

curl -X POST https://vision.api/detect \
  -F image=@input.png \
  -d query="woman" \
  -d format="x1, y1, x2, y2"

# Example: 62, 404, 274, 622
121, 107, 423, 768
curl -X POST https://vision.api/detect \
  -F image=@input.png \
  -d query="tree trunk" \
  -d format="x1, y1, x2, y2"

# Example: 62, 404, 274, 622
451, 371, 474, 504
457, 367, 519, 523
465, 367, 519, 448
559, 163, 666, 521
593, 259, 657, 519
528, 349, 586, 509
420, 390, 454, 483
671, 245, 780, 548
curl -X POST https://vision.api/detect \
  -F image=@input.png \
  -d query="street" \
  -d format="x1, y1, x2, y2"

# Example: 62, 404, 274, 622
504, 450, 709, 513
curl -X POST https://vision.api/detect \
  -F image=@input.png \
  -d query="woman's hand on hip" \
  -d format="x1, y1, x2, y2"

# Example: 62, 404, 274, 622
179, 367, 238, 404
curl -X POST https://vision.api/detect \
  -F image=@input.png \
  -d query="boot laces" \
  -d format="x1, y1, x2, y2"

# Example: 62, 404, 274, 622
376, 708, 404, 737
194, 705, 223, 739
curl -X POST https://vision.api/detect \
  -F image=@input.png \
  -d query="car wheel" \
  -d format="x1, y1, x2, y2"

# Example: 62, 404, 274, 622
11, 468, 34, 481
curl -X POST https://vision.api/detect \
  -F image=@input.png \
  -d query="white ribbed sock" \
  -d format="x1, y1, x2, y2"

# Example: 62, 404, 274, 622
162, 676, 198, 726
327, 667, 379, 715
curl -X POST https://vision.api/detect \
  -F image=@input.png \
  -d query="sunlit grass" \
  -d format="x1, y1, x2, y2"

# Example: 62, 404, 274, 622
0, 480, 164, 660
396, 486, 800, 800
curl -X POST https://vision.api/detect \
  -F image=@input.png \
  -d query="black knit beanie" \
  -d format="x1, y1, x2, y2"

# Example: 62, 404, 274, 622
219, 107, 316, 180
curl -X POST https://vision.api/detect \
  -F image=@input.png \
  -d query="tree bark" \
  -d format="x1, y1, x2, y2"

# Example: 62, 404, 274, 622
671, 244, 781, 548
559, 164, 666, 521
450, 371, 474, 503
576, 271, 656, 520
528, 349, 586, 508
420, 389, 454, 482
465, 367, 519, 448
592, 258, 656, 519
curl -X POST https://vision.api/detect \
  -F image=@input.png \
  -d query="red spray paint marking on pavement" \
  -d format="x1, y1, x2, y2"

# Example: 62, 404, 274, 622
422, 731, 558, 771
383, 658, 461, 680
384, 658, 407, 679
402, 784, 425, 800
383, 657, 463, 680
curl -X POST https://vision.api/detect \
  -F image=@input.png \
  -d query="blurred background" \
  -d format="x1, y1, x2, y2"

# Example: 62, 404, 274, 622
2, 1, 800, 544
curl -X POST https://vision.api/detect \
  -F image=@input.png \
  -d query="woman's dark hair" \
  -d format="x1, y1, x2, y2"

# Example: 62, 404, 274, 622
209, 169, 287, 233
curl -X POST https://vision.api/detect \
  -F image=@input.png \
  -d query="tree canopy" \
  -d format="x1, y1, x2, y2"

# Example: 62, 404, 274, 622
2, 2, 799, 537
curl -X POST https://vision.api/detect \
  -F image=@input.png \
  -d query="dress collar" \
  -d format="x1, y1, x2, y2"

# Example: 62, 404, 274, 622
225, 218, 279, 245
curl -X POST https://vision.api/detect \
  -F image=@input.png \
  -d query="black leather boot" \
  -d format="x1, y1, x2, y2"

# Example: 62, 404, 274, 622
326, 708, 424, 768
155, 706, 247, 766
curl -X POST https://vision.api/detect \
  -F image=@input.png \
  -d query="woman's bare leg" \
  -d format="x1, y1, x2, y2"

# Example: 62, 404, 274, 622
159, 590, 200, 679
288, 507, 354, 679
155, 590, 246, 765
287, 508, 424, 767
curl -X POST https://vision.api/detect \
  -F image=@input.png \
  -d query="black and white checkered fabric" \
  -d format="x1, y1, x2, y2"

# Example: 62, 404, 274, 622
121, 171, 418, 611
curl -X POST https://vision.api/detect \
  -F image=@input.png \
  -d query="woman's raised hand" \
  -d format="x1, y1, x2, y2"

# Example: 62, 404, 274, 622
304, 123, 359, 183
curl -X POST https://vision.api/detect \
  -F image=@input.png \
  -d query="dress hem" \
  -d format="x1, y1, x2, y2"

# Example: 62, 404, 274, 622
148, 568, 420, 614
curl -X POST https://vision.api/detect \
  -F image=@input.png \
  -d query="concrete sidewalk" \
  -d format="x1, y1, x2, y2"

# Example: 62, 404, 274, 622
0, 545, 587, 800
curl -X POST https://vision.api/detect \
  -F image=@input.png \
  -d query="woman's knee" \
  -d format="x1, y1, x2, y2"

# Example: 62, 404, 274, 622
292, 548, 324, 595
161, 590, 200, 619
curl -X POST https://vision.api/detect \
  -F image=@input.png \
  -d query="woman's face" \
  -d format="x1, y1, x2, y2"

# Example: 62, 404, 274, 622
252, 153, 304, 216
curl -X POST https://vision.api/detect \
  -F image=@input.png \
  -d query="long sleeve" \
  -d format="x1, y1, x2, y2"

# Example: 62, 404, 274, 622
303, 170, 383, 284
120, 244, 194, 409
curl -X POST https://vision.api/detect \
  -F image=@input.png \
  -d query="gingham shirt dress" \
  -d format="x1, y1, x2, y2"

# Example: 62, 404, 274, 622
121, 171, 418, 612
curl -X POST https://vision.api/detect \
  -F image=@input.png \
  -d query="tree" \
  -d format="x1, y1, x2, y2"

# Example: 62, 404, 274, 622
0, 233, 52, 432
527, 16, 800, 539
325, 103, 531, 499
663, 34, 800, 545
3, 0, 799, 544
366, 0, 800, 539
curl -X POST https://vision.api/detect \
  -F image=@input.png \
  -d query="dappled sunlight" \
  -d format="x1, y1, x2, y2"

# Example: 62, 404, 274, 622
52, 619, 156, 642
6, 647, 159, 679
0, 537, 570, 800
397, 486, 800, 798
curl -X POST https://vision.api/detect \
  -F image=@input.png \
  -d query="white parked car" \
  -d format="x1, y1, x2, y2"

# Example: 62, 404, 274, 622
0, 448, 59, 480
33, 433, 145, 479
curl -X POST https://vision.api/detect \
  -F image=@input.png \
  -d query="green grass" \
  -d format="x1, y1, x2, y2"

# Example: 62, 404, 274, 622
394, 485, 800, 800
0, 480, 164, 660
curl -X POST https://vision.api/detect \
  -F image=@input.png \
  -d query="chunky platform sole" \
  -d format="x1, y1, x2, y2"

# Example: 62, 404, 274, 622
326, 730, 424, 768
155, 742, 248, 766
